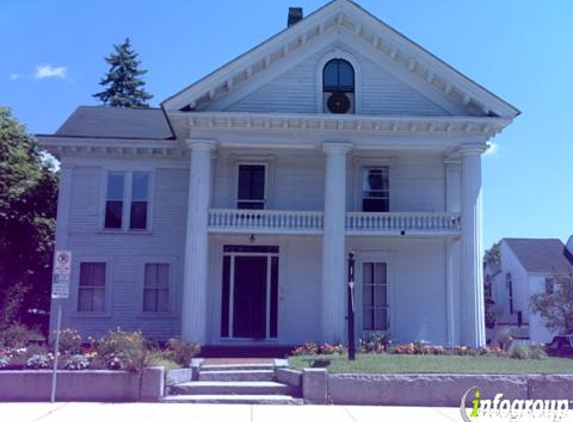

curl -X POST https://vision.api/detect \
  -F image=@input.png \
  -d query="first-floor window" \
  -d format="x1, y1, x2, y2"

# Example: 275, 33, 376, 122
362, 262, 388, 330
143, 263, 170, 312
78, 263, 106, 312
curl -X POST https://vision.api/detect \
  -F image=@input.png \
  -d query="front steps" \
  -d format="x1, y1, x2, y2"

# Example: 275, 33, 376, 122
164, 361, 302, 405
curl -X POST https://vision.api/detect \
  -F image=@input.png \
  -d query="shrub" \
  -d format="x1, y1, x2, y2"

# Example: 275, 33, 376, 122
530, 345, 548, 360
65, 354, 91, 370
54, 328, 83, 355
26, 353, 52, 369
0, 323, 32, 348
96, 328, 147, 371
164, 338, 201, 367
510, 345, 530, 360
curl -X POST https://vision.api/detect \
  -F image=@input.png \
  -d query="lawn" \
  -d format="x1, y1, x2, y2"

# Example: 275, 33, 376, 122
289, 354, 573, 374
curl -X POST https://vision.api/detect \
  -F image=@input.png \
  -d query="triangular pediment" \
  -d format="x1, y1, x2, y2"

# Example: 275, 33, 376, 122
162, 0, 518, 119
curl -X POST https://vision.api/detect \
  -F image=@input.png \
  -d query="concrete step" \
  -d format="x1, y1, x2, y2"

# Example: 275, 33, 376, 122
200, 363, 275, 372
163, 394, 303, 405
199, 369, 274, 382
170, 381, 290, 396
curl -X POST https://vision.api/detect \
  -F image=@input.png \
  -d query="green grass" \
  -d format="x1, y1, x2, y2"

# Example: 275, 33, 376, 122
289, 354, 573, 374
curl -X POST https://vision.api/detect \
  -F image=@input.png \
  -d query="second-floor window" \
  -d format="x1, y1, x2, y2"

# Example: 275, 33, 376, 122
237, 164, 265, 209
362, 167, 389, 212
104, 171, 150, 230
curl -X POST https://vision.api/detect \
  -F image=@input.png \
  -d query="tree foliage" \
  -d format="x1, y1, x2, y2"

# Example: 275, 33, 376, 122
0, 107, 58, 331
93, 38, 153, 108
484, 242, 501, 266
530, 273, 573, 335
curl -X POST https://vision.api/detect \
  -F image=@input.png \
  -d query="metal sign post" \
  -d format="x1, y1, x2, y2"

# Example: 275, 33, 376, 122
50, 250, 71, 403
347, 252, 356, 361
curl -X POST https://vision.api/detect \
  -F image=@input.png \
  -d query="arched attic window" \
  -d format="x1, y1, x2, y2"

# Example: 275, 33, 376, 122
322, 59, 355, 114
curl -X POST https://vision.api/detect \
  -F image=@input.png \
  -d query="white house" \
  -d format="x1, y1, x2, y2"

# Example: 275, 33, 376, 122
485, 238, 573, 344
39, 0, 519, 349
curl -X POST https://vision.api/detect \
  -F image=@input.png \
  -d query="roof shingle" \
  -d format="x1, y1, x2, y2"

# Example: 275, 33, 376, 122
503, 238, 573, 274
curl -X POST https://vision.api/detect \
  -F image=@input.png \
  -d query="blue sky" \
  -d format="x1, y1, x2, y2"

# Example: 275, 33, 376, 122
1, 0, 571, 250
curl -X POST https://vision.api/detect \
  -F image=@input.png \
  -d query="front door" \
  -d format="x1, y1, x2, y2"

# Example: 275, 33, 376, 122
221, 245, 279, 340
233, 256, 267, 338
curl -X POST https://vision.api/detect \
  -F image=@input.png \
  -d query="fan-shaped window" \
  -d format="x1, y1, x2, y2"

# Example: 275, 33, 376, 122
322, 59, 355, 114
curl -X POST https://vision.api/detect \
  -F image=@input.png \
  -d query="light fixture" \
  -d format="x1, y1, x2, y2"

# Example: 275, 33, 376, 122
249, 234, 256, 244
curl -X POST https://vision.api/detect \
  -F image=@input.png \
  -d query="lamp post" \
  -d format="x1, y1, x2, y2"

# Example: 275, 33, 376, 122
347, 252, 356, 360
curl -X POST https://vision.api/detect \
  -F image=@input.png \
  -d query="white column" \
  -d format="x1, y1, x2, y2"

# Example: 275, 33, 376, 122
444, 159, 461, 345
321, 142, 352, 343
459, 144, 487, 347
181, 140, 216, 344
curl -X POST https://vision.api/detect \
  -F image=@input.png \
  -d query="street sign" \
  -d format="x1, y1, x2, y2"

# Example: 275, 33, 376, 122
50, 250, 72, 403
53, 250, 72, 276
51, 250, 72, 299
51, 274, 70, 299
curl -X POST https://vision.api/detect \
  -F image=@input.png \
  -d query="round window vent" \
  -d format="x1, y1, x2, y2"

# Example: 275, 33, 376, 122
327, 92, 351, 114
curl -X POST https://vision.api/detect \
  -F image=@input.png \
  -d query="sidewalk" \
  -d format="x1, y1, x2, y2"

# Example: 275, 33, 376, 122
0, 403, 464, 422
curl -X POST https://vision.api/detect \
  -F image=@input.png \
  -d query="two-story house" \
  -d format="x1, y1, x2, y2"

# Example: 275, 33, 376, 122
485, 238, 573, 345
39, 0, 519, 349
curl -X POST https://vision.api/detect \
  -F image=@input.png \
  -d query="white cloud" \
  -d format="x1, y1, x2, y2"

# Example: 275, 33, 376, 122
484, 141, 499, 156
34, 64, 67, 79
9, 73, 20, 80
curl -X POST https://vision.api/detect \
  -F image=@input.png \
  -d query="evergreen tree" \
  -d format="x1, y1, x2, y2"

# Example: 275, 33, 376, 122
93, 38, 153, 108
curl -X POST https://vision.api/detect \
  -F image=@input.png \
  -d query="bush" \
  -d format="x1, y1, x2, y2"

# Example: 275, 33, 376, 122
0, 323, 32, 348
510, 345, 530, 360
65, 354, 91, 370
164, 338, 201, 367
95, 328, 147, 371
530, 345, 548, 360
54, 328, 82, 355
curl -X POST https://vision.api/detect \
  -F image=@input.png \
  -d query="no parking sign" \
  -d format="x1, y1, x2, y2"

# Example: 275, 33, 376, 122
51, 250, 72, 299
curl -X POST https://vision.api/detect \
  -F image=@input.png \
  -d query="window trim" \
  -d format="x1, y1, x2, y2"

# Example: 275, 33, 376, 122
352, 156, 396, 212
236, 163, 268, 210
71, 258, 112, 318
316, 51, 362, 113
100, 168, 154, 233
228, 154, 276, 209
355, 251, 395, 338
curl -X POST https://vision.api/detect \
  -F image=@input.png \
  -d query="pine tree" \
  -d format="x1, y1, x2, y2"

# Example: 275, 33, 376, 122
93, 38, 153, 108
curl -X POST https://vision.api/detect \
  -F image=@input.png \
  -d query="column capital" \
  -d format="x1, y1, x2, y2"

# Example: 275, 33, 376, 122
322, 142, 353, 154
457, 143, 488, 156
186, 139, 217, 150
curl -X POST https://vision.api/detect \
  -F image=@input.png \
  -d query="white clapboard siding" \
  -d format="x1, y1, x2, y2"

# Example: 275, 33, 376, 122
213, 46, 449, 116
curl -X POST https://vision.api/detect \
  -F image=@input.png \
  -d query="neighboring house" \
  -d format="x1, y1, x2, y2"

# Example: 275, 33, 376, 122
38, 0, 519, 348
485, 238, 573, 344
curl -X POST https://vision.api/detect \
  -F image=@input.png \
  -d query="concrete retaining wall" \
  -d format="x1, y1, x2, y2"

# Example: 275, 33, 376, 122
300, 371, 573, 406
0, 367, 164, 402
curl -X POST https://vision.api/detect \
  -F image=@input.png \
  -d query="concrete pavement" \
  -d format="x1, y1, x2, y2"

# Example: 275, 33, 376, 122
0, 403, 465, 422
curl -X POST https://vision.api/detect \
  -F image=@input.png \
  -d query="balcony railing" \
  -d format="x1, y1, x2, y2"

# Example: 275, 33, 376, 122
208, 209, 324, 234
208, 209, 461, 235
345, 212, 461, 234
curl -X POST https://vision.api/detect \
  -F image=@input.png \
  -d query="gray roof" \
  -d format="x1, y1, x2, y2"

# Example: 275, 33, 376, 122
503, 238, 573, 273
53, 106, 174, 139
